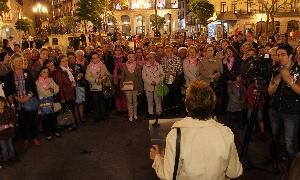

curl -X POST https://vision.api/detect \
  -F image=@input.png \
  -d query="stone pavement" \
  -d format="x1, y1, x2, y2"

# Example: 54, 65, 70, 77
0, 114, 288, 180
0, 114, 158, 180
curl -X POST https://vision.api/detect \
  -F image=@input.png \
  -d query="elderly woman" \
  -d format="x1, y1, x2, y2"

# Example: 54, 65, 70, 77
199, 44, 223, 85
52, 55, 77, 130
31, 48, 49, 79
5, 53, 40, 147
121, 50, 143, 122
74, 50, 89, 124
150, 80, 243, 180
183, 46, 201, 87
142, 52, 165, 117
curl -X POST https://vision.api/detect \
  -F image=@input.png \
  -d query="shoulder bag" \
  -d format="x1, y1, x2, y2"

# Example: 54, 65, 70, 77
172, 128, 181, 180
24, 97, 39, 112
39, 96, 55, 115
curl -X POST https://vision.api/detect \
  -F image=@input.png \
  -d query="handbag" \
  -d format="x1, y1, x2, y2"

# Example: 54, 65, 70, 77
57, 106, 74, 126
75, 86, 86, 104
24, 97, 39, 112
172, 128, 181, 180
121, 81, 134, 91
53, 102, 62, 112
39, 96, 54, 115
156, 81, 169, 97
102, 77, 116, 99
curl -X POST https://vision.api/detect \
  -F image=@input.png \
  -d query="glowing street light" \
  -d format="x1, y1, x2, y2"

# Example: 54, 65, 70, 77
32, 3, 48, 14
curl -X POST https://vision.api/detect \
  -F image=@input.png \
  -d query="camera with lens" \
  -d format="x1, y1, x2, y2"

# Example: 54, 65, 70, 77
246, 54, 273, 91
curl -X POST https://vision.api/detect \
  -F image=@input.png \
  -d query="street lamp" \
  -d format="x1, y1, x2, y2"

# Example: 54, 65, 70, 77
32, 3, 48, 35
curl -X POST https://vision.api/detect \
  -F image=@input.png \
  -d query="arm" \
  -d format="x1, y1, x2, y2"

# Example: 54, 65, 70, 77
50, 78, 59, 95
183, 60, 198, 81
268, 74, 281, 96
142, 67, 153, 85
157, 65, 165, 84
152, 129, 177, 180
225, 141, 243, 178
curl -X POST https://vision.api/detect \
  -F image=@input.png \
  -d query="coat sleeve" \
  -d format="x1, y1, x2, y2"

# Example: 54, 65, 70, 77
50, 78, 59, 95
152, 128, 177, 180
183, 60, 197, 81
53, 71, 66, 102
225, 137, 243, 178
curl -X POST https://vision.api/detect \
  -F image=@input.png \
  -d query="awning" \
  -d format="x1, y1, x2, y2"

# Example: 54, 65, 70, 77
216, 12, 238, 21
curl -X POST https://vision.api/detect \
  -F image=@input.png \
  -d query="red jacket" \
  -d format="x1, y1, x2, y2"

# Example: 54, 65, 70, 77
245, 84, 265, 110
52, 68, 76, 102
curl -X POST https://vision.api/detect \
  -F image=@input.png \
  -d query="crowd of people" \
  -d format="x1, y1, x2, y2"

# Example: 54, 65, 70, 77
0, 30, 299, 177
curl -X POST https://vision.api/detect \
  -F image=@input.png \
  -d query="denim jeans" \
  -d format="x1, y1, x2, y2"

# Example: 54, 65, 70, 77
269, 108, 299, 158
0, 138, 15, 161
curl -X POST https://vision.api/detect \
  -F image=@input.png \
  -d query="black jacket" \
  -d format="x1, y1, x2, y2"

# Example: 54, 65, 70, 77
4, 69, 37, 99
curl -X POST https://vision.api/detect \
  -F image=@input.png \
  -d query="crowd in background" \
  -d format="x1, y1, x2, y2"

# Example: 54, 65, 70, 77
0, 30, 299, 171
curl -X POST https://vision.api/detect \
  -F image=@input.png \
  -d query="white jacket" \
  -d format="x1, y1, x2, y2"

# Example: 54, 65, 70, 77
152, 117, 243, 180
142, 62, 165, 92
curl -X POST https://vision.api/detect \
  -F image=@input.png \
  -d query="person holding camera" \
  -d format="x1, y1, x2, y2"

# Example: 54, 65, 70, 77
150, 81, 243, 180
268, 44, 300, 164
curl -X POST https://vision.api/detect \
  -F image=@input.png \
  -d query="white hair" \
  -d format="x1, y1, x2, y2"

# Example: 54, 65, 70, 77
75, 50, 85, 56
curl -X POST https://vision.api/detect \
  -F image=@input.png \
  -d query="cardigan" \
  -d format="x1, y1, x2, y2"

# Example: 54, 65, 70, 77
120, 64, 143, 93
4, 69, 37, 101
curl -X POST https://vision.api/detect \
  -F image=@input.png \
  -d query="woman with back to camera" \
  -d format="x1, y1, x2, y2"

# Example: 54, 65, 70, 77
150, 80, 243, 180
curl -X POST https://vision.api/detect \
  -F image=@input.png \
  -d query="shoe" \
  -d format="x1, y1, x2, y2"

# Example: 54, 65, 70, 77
134, 115, 138, 120
33, 139, 41, 146
129, 117, 133, 122
46, 136, 52, 141
55, 133, 62, 137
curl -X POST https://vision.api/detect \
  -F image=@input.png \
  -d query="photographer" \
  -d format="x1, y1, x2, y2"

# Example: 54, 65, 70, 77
268, 44, 300, 164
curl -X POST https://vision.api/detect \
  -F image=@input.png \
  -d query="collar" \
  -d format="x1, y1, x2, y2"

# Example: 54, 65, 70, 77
171, 117, 222, 128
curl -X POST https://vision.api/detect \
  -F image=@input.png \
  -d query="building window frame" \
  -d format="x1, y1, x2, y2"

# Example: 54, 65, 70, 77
247, 0, 253, 13
221, 2, 227, 13
232, 1, 237, 14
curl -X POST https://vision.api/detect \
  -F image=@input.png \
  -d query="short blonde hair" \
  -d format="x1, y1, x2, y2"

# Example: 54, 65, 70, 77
10, 53, 25, 69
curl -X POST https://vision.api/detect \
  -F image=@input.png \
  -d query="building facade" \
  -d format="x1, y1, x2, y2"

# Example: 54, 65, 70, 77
207, 0, 300, 39
45, 0, 178, 36
0, 0, 25, 40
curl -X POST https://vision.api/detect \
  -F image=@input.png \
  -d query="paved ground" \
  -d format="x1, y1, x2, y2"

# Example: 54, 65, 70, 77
0, 113, 289, 180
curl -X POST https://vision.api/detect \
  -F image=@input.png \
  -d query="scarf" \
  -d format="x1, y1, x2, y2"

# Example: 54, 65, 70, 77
227, 57, 235, 71
76, 58, 85, 66
89, 61, 102, 75
126, 61, 136, 74
146, 62, 158, 72
189, 57, 198, 65
60, 66, 75, 83
38, 76, 49, 89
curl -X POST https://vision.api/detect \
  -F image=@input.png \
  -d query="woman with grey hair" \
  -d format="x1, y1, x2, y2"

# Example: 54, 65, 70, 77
150, 80, 243, 180
142, 52, 165, 117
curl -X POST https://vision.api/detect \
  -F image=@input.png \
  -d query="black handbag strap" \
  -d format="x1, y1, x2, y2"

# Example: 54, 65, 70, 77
172, 128, 181, 180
